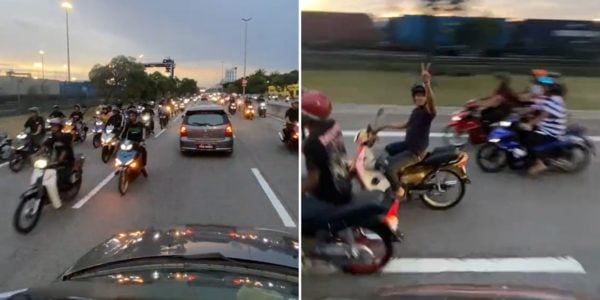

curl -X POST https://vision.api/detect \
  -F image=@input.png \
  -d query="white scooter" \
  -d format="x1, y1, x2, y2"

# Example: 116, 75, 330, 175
13, 154, 85, 234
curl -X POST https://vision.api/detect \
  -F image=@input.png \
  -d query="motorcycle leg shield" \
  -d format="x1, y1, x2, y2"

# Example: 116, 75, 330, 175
43, 169, 62, 209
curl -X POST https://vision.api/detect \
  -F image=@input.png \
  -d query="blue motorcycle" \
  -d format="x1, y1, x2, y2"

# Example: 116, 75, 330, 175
114, 139, 144, 195
476, 118, 594, 173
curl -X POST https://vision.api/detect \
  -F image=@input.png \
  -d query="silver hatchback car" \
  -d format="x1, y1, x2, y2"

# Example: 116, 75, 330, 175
179, 104, 234, 154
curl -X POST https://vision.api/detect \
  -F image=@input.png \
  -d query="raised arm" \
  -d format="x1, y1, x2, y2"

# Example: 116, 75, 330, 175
421, 63, 436, 115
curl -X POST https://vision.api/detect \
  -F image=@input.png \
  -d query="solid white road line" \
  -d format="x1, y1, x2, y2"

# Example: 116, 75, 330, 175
382, 256, 586, 274
72, 172, 116, 209
154, 128, 166, 138
342, 130, 600, 142
0, 161, 8, 169
250, 168, 296, 228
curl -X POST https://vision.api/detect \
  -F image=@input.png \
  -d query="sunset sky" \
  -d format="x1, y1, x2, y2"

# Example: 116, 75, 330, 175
0, 0, 299, 87
302, 0, 600, 20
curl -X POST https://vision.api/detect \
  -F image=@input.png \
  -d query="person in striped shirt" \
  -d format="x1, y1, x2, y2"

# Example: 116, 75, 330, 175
521, 76, 567, 176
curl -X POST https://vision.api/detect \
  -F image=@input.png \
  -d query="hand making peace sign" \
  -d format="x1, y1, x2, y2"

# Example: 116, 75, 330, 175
421, 62, 432, 85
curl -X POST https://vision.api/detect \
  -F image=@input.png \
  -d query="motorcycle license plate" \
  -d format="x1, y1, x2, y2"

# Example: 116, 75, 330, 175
198, 144, 214, 150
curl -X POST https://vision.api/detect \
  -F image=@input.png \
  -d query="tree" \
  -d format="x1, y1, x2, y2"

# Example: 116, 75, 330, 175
177, 78, 199, 95
454, 18, 501, 51
421, 0, 469, 13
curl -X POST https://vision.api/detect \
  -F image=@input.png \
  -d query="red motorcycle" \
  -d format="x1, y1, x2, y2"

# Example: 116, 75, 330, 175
443, 100, 487, 147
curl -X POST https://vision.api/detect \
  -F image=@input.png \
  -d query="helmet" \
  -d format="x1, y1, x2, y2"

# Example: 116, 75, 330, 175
28, 107, 40, 113
411, 84, 426, 98
532, 69, 548, 77
127, 108, 138, 116
302, 90, 331, 120
52, 105, 59, 109
48, 118, 63, 127
536, 76, 555, 86
74, 104, 81, 110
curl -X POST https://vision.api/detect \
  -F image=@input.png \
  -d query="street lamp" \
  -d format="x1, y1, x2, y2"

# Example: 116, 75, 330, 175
39, 50, 45, 80
241, 17, 251, 96
61, 2, 73, 82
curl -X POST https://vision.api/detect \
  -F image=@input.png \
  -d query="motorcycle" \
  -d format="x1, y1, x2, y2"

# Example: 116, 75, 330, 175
63, 119, 87, 144
476, 118, 594, 173
443, 100, 486, 147
101, 125, 120, 163
141, 113, 154, 138
0, 132, 12, 161
258, 102, 267, 117
91, 118, 104, 148
279, 122, 299, 151
9, 130, 38, 173
302, 194, 398, 274
354, 108, 471, 210
244, 105, 255, 120
114, 139, 144, 195
13, 154, 84, 234
229, 103, 237, 115
158, 109, 169, 129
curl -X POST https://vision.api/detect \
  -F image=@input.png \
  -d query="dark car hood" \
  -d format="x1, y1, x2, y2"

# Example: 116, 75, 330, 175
63, 225, 298, 277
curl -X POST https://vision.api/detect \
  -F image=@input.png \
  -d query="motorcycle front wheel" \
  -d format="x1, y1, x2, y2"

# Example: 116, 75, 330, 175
13, 193, 43, 234
92, 134, 101, 148
476, 143, 508, 172
443, 126, 469, 147
342, 224, 394, 274
118, 169, 129, 195
101, 146, 111, 163
9, 153, 24, 173
419, 169, 465, 210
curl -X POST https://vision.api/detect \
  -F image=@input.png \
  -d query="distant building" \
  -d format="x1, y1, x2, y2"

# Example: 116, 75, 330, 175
224, 67, 237, 83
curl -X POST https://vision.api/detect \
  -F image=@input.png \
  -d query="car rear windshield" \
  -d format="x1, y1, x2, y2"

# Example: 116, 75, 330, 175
185, 111, 228, 126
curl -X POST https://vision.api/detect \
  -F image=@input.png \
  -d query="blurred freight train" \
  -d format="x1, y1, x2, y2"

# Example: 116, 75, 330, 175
302, 12, 600, 58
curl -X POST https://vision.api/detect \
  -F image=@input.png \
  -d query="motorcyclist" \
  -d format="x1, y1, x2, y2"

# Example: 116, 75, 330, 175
40, 118, 75, 208
520, 76, 567, 176
282, 101, 299, 141
24, 107, 45, 149
97, 106, 111, 124
301, 90, 352, 228
48, 105, 66, 119
142, 103, 155, 133
374, 63, 436, 199
478, 73, 522, 131
121, 110, 148, 177
106, 107, 125, 134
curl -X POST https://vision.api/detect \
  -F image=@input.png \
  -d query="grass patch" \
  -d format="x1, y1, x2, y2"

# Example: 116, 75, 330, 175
302, 70, 600, 110
0, 108, 98, 137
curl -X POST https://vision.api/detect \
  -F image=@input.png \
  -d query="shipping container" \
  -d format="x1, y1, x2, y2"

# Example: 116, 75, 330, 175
302, 12, 379, 47
387, 15, 509, 52
59, 82, 97, 97
507, 19, 600, 57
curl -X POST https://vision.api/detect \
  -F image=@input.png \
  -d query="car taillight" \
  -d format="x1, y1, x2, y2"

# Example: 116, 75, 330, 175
179, 126, 188, 137
225, 125, 233, 137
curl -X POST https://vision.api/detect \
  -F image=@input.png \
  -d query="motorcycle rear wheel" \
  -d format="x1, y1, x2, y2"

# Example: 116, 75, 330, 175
118, 169, 129, 196
419, 169, 465, 210
92, 135, 101, 148
9, 153, 24, 173
61, 170, 83, 201
13, 193, 43, 234
101, 147, 112, 163
559, 145, 591, 173
476, 143, 508, 173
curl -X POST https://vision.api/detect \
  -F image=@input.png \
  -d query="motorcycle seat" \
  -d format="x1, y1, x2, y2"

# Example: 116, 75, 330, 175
421, 147, 460, 166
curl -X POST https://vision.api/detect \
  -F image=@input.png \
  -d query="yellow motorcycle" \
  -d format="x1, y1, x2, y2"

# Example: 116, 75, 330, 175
353, 108, 470, 210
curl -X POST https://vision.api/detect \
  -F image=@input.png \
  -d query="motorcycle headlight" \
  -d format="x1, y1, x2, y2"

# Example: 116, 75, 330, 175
34, 159, 48, 169
451, 116, 462, 121
16, 133, 27, 139
260, 103, 266, 107
65, 121, 73, 126
120, 143, 133, 151
489, 138, 501, 143
95, 121, 103, 126
499, 121, 512, 127
142, 115, 150, 121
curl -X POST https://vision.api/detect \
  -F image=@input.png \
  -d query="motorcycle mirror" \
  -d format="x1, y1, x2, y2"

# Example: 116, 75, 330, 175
376, 108, 384, 117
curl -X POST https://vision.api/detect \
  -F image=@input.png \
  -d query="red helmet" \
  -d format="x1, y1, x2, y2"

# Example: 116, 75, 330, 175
302, 90, 331, 120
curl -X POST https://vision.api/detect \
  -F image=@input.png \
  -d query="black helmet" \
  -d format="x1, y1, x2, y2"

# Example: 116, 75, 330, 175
411, 84, 426, 98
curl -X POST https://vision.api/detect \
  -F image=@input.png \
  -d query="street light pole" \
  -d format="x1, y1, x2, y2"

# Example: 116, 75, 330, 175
61, 2, 73, 82
39, 50, 45, 94
241, 17, 251, 96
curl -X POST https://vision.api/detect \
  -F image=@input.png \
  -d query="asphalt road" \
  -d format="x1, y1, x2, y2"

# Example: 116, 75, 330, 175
0, 103, 298, 291
302, 110, 600, 299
